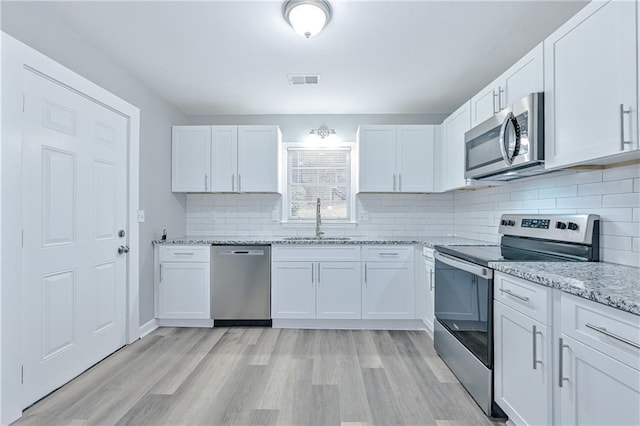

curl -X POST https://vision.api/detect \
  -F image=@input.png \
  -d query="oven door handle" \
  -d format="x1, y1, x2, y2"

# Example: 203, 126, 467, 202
434, 252, 493, 278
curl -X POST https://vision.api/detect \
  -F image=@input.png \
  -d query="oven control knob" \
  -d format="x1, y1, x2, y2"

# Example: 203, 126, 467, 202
567, 222, 579, 231
556, 221, 567, 230
508, 220, 516, 226
501, 220, 508, 226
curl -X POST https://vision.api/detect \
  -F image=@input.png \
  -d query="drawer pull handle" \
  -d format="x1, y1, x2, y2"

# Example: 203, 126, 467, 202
379, 253, 399, 256
559, 337, 569, 387
159, 264, 163, 283
585, 323, 640, 350
532, 325, 543, 370
499, 288, 530, 302
174, 252, 194, 256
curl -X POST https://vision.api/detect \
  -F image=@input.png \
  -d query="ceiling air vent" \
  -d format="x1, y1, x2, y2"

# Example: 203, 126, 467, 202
288, 74, 320, 86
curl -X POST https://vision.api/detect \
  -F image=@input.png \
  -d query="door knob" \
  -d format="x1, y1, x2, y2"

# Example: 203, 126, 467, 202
118, 245, 130, 255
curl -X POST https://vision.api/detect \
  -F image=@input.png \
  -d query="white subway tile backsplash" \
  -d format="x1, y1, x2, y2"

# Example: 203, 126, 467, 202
538, 185, 577, 199
578, 180, 634, 196
557, 195, 602, 209
602, 193, 640, 208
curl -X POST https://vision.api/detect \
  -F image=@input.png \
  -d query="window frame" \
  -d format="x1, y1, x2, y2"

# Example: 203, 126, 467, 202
281, 141, 357, 224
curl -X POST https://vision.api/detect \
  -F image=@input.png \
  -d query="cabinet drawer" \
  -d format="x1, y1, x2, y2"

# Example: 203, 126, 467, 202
561, 292, 640, 371
272, 245, 361, 262
362, 245, 413, 262
159, 245, 210, 262
494, 272, 551, 325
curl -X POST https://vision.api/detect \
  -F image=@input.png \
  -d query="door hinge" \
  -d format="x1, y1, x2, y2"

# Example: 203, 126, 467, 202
21, 365, 24, 384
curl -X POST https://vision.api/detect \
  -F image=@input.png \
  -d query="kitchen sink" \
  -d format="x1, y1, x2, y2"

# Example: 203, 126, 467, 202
282, 237, 351, 241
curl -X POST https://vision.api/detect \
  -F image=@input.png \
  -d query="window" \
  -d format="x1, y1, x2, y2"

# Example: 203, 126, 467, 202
285, 147, 353, 222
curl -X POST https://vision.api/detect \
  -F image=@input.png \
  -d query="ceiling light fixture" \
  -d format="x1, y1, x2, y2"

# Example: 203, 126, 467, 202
283, 0, 332, 38
309, 126, 336, 139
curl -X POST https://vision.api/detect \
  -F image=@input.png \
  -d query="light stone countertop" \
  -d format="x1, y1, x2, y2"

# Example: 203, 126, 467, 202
151, 236, 495, 248
490, 261, 640, 316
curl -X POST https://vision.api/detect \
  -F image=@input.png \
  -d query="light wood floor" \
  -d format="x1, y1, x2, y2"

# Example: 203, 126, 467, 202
17, 328, 505, 426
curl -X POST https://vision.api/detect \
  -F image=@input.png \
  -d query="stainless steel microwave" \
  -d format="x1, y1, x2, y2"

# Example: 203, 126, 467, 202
464, 92, 544, 180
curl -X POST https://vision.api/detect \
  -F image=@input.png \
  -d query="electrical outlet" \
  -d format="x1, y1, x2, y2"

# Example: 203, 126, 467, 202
359, 211, 369, 221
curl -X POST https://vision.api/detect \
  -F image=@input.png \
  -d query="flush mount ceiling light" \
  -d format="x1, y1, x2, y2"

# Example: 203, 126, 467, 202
309, 126, 336, 139
283, 0, 332, 38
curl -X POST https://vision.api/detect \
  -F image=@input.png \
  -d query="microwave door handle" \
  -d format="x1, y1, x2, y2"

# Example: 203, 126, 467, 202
499, 112, 520, 165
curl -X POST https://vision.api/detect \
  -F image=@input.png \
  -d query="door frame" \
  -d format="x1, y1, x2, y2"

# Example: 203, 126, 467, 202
1, 32, 141, 425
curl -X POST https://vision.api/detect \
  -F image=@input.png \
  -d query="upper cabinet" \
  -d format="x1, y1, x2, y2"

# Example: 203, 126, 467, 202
172, 125, 282, 193
471, 43, 544, 127
358, 125, 436, 193
438, 101, 472, 192
544, 0, 639, 169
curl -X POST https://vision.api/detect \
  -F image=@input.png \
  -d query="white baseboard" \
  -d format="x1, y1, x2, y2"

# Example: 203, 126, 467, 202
272, 319, 427, 330
138, 318, 158, 338
422, 318, 434, 337
157, 318, 214, 328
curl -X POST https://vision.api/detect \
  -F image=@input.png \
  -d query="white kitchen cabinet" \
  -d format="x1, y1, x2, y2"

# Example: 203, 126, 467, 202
494, 302, 552, 426
156, 246, 212, 324
172, 125, 282, 193
316, 262, 361, 319
422, 247, 435, 332
545, 0, 639, 169
271, 261, 316, 319
438, 101, 472, 192
471, 43, 544, 127
271, 246, 361, 320
558, 335, 640, 426
171, 126, 211, 192
362, 246, 415, 320
358, 125, 435, 193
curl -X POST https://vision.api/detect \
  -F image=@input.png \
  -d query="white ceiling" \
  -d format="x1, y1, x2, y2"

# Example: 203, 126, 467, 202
29, 0, 587, 116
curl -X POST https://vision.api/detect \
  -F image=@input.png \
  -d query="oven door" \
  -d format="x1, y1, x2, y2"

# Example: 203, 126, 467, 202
434, 252, 494, 367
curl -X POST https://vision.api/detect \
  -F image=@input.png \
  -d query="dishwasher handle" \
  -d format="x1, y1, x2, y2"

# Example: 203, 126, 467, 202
218, 250, 266, 256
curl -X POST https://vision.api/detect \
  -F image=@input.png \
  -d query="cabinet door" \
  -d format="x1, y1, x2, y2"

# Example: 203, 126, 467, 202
494, 302, 551, 426
440, 101, 471, 192
559, 335, 640, 426
362, 262, 414, 319
396, 125, 435, 192
316, 262, 361, 319
358, 125, 396, 192
501, 43, 544, 108
471, 79, 499, 127
237, 125, 280, 192
545, 0, 638, 169
210, 126, 237, 192
271, 262, 315, 319
171, 126, 211, 192
158, 262, 210, 319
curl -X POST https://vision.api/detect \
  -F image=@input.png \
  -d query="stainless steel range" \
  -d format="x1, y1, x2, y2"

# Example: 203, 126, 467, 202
433, 214, 600, 417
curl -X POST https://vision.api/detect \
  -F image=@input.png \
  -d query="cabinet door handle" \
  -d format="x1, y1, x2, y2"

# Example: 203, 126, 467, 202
558, 338, 569, 387
429, 270, 434, 291
493, 90, 499, 114
364, 263, 368, 284
532, 325, 543, 370
398, 174, 402, 191
620, 104, 633, 150
238, 174, 242, 192
204, 174, 209, 191
317, 262, 320, 284
393, 174, 397, 191
159, 264, 163, 283
585, 323, 640, 350
232, 174, 235, 192
499, 288, 530, 302
498, 86, 505, 111
311, 263, 314, 284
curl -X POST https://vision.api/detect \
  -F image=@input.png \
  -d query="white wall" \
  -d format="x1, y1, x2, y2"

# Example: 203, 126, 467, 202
1, 2, 188, 325
454, 164, 640, 267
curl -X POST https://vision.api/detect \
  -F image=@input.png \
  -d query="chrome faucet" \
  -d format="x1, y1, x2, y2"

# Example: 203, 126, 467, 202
315, 197, 324, 239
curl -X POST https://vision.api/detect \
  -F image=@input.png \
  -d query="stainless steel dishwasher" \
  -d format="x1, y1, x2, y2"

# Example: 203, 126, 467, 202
211, 245, 271, 327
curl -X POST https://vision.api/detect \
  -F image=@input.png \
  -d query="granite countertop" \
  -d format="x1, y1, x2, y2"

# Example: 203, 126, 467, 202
152, 236, 494, 248
490, 261, 640, 316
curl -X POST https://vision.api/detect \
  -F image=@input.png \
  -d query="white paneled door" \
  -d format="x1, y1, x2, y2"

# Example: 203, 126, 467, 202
22, 70, 128, 406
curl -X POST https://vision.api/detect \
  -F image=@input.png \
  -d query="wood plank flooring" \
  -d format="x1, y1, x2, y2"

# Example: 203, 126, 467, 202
16, 328, 505, 426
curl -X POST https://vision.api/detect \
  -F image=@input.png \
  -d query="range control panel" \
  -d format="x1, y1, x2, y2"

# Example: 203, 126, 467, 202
499, 214, 600, 245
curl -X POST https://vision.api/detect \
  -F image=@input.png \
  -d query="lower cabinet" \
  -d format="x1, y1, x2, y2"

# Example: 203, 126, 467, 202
317, 262, 361, 319
362, 261, 414, 319
494, 301, 552, 426
156, 245, 212, 323
558, 335, 640, 426
271, 262, 316, 319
